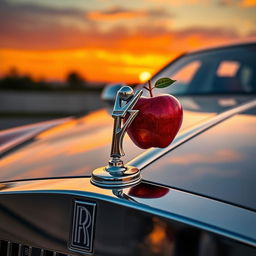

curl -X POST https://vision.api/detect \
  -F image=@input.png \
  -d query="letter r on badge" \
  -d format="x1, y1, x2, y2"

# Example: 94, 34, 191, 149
70, 201, 96, 253
74, 206, 91, 246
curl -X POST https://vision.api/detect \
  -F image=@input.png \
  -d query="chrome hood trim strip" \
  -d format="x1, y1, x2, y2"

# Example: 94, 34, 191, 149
128, 99, 256, 170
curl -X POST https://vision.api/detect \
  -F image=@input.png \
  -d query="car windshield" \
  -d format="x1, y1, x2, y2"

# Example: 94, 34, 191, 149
148, 44, 256, 95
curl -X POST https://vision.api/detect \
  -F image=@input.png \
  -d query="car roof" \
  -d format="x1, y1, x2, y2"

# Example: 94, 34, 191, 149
187, 41, 256, 55
149, 41, 256, 83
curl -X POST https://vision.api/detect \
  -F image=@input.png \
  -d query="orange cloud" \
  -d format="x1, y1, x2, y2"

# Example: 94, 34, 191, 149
0, 0, 254, 83
87, 9, 146, 21
240, 0, 256, 6
0, 48, 168, 82
219, 0, 256, 6
87, 7, 172, 21
0, 25, 248, 83
146, 0, 207, 4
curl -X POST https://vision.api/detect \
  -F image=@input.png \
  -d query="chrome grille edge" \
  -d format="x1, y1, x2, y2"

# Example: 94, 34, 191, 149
0, 240, 69, 256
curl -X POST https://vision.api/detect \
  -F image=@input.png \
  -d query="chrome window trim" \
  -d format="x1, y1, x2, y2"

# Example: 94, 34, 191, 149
128, 99, 256, 170
1, 178, 256, 247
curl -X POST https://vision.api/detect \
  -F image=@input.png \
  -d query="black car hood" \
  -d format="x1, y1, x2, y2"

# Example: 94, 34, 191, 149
142, 103, 256, 211
0, 95, 253, 183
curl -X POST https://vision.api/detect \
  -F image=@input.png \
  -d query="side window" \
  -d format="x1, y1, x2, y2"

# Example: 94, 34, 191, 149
217, 61, 240, 77
210, 60, 241, 93
156, 61, 201, 95
145, 45, 256, 95
213, 60, 255, 93
172, 61, 201, 84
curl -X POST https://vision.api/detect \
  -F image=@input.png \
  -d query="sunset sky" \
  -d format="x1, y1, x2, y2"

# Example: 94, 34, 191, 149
0, 0, 256, 83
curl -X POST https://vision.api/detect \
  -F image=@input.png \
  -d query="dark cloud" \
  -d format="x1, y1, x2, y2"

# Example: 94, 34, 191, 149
218, 0, 256, 7
146, 8, 173, 18
0, 0, 85, 17
218, 0, 234, 6
0, 1, 174, 50
97, 6, 134, 15
174, 27, 238, 38
0, 0, 96, 49
104, 6, 172, 18
248, 30, 256, 37
0, 0, 249, 53
85, 6, 173, 21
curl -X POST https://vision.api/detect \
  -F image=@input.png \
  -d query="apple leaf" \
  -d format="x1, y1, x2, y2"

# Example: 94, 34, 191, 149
155, 77, 176, 88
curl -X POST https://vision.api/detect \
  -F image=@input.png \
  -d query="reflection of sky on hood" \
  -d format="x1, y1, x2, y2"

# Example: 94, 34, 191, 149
1, 0, 255, 83
144, 109, 256, 211
0, 103, 217, 182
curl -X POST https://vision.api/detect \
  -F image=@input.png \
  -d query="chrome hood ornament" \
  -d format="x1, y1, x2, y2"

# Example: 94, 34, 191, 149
91, 86, 143, 188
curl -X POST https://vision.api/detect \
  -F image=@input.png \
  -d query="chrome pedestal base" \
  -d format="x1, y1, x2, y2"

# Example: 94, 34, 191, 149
91, 166, 141, 188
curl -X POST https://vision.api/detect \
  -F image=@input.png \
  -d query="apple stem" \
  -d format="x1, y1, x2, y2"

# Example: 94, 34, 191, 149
148, 80, 153, 97
143, 80, 154, 97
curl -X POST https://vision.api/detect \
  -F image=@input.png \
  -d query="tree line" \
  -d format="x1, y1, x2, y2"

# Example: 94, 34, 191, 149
0, 68, 102, 91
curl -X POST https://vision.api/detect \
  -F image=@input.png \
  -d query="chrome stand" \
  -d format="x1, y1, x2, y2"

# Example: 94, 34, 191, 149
91, 86, 143, 188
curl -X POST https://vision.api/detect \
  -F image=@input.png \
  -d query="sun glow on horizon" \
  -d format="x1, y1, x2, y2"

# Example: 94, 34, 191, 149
139, 71, 152, 83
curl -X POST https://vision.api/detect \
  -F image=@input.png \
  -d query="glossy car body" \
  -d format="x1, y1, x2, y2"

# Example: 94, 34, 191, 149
0, 43, 256, 256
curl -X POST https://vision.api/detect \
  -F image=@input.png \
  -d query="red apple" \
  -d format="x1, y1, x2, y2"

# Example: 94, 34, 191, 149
125, 94, 183, 149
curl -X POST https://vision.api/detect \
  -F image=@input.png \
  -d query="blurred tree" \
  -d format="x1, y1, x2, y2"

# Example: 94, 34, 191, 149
9, 67, 19, 78
66, 71, 86, 89
0, 68, 92, 91
0, 67, 50, 90
0, 67, 33, 89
